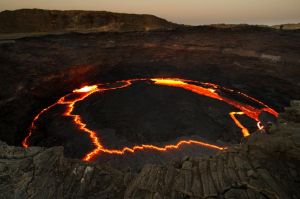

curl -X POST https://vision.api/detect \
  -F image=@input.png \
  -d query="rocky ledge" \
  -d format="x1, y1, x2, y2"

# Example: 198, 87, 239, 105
0, 101, 299, 199
0, 9, 177, 35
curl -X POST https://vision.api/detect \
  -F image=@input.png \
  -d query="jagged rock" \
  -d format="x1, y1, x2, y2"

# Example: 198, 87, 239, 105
280, 100, 300, 123
0, 144, 125, 198
246, 170, 257, 179
290, 100, 300, 107
125, 105, 300, 199
181, 161, 193, 169
0, 104, 300, 198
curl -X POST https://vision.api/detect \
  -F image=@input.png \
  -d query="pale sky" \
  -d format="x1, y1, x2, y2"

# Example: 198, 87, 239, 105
0, 0, 299, 25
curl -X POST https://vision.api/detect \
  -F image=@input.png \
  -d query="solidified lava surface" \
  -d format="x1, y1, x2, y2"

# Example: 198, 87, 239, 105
22, 78, 277, 169
2, 27, 300, 151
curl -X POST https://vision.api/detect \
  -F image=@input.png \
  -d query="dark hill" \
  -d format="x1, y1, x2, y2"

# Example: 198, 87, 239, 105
0, 9, 178, 33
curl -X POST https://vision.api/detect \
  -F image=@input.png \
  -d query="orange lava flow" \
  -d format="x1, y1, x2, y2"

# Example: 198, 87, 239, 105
22, 103, 57, 148
152, 78, 278, 121
229, 112, 250, 137
22, 78, 278, 161
95, 140, 225, 155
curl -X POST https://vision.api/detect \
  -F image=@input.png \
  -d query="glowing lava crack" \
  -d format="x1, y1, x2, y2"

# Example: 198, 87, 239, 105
22, 78, 278, 161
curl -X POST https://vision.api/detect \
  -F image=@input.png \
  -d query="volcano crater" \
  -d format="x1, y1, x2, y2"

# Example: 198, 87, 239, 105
24, 78, 270, 169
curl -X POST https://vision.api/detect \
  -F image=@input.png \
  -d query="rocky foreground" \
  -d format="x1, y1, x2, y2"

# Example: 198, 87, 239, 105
0, 101, 299, 199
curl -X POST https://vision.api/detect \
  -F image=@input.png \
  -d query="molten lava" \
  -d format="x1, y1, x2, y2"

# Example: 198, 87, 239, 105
229, 112, 250, 137
73, 85, 98, 93
22, 78, 278, 161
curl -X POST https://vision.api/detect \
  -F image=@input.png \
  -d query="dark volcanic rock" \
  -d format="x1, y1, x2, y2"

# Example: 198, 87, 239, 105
0, 142, 126, 199
0, 25, 300, 145
1, 103, 300, 198
122, 103, 300, 199
27, 80, 255, 170
0, 9, 177, 35
1, 10, 300, 198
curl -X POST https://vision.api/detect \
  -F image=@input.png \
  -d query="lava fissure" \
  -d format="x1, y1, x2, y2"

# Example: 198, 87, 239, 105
229, 112, 250, 137
22, 78, 278, 161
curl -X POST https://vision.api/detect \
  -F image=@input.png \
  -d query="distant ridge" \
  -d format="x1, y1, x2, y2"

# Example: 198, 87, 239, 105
0, 9, 178, 34
0, 9, 299, 37
272, 23, 300, 30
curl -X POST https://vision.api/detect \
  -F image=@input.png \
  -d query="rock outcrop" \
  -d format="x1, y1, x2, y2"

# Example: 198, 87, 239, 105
0, 9, 177, 35
1, 102, 299, 198
0, 143, 126, 198
124, 101, 300, 199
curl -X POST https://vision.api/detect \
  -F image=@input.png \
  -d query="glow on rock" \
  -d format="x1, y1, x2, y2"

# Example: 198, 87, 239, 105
73, 85, 98, 93
22, 78, 278, 161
